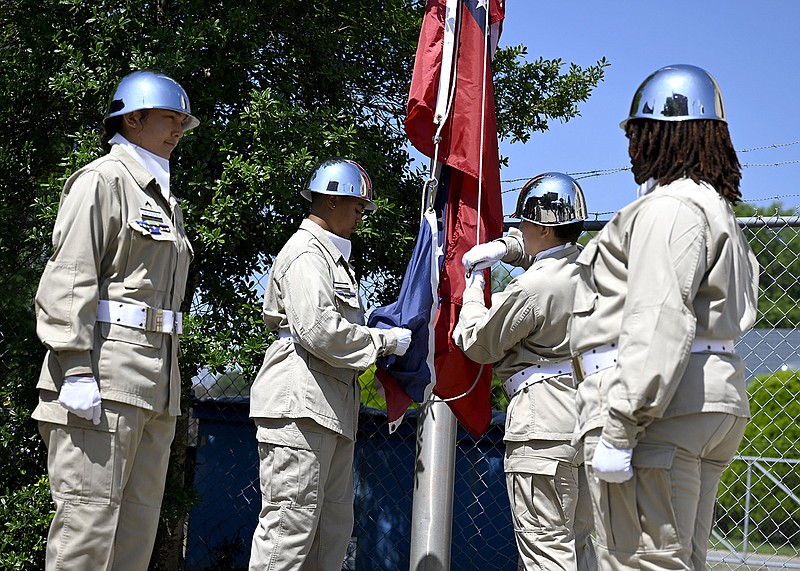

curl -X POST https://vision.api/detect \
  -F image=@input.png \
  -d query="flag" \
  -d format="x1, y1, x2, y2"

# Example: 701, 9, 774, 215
368, 0, 505, 438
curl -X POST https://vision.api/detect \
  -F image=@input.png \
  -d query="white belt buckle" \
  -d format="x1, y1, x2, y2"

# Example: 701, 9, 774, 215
97, 300, 183, 335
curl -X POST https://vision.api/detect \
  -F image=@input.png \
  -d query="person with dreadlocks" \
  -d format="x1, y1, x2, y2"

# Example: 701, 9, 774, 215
569, 64, 760, 571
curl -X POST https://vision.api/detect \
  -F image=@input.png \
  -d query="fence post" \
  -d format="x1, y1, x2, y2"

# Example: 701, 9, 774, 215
409, 398, 457, 570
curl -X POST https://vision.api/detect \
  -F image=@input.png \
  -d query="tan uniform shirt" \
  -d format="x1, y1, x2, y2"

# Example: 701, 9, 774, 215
34, 145, 192, 420
453, 229, 581, 442
570, 179, 759, 448
249, 219, 398, 440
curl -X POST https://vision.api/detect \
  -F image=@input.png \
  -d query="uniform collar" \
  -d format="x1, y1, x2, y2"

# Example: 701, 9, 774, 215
109, 145, 156, 189
534, 242, 577, 263
300, 219, 349, 264
109, 133, 171, 202
324, 230, 352, 262
637, 177, 657, 199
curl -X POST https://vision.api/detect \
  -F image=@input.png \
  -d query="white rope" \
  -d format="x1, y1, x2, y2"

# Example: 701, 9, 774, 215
423, 0, 495, 404
432, 363, 485, 402
427, 0, 461, 210
475, 0, 490, 244
440, 1, 493, 403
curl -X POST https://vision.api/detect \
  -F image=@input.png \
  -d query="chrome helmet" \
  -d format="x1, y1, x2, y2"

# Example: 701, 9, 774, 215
105, 71, 199, 132
512, 172, 587, 226
301, 158, 376, 210
621, 64, 726, 129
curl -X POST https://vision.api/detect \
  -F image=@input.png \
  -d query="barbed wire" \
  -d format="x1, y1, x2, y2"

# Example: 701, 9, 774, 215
741, 159, 800, 168
501, 140, 800, 190
738, 141, 800, 152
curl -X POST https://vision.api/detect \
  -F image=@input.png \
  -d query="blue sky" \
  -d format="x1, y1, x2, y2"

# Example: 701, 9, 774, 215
494, 1, 800, 220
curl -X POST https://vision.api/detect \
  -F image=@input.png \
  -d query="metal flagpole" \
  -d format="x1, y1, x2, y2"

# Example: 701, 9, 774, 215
409, 0, 461, 568
409, 397, 458, 571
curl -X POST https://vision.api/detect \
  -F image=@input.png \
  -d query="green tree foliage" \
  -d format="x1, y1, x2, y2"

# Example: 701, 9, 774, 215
734, 202, 800, 328
717, 370, 800, 546
1, 0, 607, 566
0, 476, 52, 570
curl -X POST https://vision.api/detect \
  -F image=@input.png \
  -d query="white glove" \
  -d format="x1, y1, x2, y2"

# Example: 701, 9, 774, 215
465, 270, 485, 290
592, 437, 633, 483
58, 376, 102, 425
462, 241, 506, 273
389, 327, 412, 356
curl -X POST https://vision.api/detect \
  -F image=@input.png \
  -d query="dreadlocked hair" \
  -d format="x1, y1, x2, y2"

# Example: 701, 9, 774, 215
625, 118, 742, 203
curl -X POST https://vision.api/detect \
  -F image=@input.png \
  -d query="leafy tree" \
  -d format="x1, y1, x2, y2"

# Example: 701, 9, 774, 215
1, 0, 608, 566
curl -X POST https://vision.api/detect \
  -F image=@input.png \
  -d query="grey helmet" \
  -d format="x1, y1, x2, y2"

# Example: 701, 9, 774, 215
105, 71, 199, 132
621, 64, 726, 129
301, 158, 376, 210
512, 172, 587, 226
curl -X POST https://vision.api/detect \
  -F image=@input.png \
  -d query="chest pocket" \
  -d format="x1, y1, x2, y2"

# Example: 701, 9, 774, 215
333, 281, 361, 310
124, 219, 177, 291
572, 240, 599, 315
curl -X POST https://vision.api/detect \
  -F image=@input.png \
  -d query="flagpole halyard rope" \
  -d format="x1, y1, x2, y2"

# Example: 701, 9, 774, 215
423, 0, 495, 405
438, 1, 493, 404
427, 0, 462, 211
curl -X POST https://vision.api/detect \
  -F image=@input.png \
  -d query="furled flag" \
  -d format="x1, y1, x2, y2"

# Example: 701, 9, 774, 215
368, 0, 505, 438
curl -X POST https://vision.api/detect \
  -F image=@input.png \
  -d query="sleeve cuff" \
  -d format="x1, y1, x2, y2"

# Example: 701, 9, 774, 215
601, 414, 644, 449
499, 230, 525, 265
462, 287, 486, 305
57, 350, 93, 378
368, 327, 394, 357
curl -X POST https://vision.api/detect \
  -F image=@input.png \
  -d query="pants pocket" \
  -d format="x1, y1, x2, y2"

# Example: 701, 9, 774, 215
631, 442, 680, 552
45, 420, 117, 505
258, 441, 320, 509
586, 438, 680, 554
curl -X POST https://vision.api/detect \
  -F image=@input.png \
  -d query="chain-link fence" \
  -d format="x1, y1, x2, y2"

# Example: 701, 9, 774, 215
184, 215, 800, 570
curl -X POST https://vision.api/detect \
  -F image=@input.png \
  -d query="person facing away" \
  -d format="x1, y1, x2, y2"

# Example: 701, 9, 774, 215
33, 70, 198, 570
569, 64, 760, 571
248, 158, 412, 570
452, 172, 596, 571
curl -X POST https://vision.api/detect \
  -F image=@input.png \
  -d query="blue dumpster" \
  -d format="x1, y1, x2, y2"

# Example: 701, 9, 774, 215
186, 399, 516, 570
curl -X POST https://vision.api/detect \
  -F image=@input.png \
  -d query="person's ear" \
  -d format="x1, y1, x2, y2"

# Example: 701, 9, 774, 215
123, 112, 142, 130
328, 196, 338, 210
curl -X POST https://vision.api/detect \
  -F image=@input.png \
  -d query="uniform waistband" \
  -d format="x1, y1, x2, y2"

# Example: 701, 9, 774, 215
97, 300, 183, 335
572, 336, 736, 380
503, 360, 573, 399
278, 330, 297, 342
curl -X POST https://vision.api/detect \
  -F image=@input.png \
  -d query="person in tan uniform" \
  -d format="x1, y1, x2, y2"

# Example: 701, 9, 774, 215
570, 64, 760, 571
453, 172, 596, 571
248, 158, 412, 571
33, 71, 198, 570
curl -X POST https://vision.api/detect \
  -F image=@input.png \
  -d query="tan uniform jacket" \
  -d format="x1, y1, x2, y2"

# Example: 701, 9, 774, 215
34, 145, 193, 420
570, 179, 759, 448
453, 229, 581, 442
249, 219, 398, 440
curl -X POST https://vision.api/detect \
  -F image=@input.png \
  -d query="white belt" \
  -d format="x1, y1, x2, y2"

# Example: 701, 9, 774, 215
503, 360, 573, 398
575, 336, 735, 379
97, 300, 183, 335
278, 330, 297, 342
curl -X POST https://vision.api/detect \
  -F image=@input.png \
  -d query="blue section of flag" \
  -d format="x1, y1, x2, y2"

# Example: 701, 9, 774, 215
367, 178, 448, 403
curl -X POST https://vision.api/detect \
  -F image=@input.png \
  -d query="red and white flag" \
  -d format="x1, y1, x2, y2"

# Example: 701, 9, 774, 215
369, 0, 505, 438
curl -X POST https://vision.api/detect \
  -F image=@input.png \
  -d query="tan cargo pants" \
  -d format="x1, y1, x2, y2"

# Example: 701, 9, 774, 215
505, 440, 597, 571
583, 412, 747, 571
249, 417, 355, 571
38, 400, 176, 571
